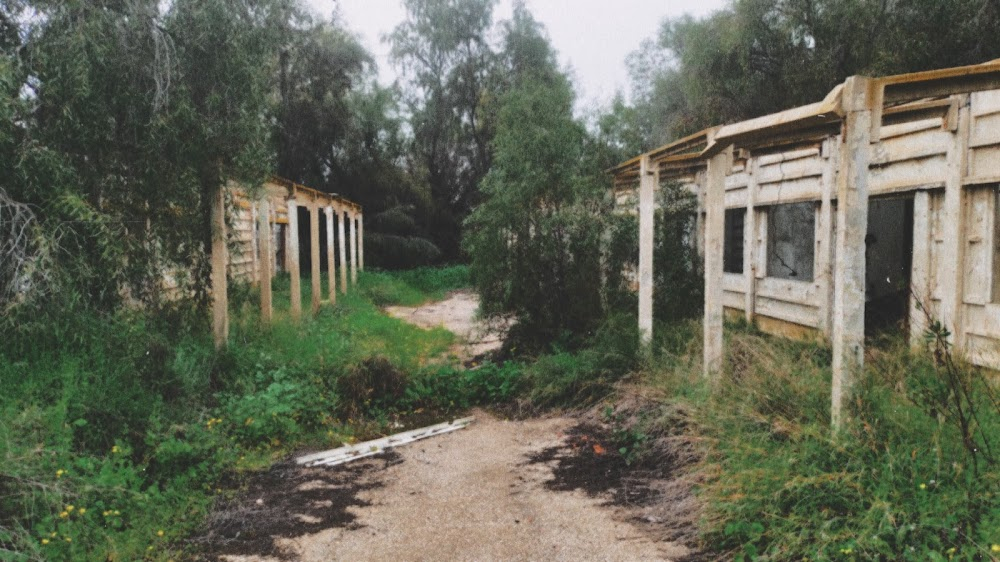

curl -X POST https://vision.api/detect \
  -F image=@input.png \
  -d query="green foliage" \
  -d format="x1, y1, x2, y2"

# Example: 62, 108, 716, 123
604, 181, 702, 323
645, 327, 1000, 561
464, 23, 607, 349
602, 406, 650, 466
358, 265, 470, 307
389, 0, 500, 261
629, 0, 1000, 144
0, 268, 464, 560
520, 314, 641, 408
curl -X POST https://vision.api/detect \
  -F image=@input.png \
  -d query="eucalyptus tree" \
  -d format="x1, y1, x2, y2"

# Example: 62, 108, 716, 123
2, 0, 299, 311
388, 0, 500, 261
630, 0, 1000, 142
465, 4, 606, 348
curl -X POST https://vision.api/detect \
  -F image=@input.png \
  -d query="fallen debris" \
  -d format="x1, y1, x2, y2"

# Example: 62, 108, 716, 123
296, 417, 474, 467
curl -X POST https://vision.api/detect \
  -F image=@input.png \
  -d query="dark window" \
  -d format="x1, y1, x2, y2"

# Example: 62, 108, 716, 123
724, 209, 745, 274
767, 202, 815, 281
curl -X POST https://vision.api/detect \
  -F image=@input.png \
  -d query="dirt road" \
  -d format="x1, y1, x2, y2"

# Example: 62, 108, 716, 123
204, 293, 689, 561
385, 290, 508, 361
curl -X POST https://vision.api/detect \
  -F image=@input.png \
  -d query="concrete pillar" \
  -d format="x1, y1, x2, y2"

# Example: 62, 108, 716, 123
287, 196, 302, 321
350, 210, 358, 286
325, 205, 336, 304
638, 155, 656, 345
743, 156, 759, 323
337, 206, 348, 294
816, 138, 839, 337
211, 187, 229, 349
250, 203, 259, 283
258, 199, 273, 325
938, 96, 971, 347
831, 76, 873, 430
310, 203, 321, 315
910, 190, 932, 345
358, 212, 365, 272
704, 145, 733, 380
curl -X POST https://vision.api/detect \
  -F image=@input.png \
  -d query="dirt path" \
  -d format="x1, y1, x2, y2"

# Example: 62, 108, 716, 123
385, 290, 508, 361
201, 293, 690, 561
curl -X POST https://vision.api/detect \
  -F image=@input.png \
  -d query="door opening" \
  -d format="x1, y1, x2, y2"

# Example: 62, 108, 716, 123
865, 196, 914, 337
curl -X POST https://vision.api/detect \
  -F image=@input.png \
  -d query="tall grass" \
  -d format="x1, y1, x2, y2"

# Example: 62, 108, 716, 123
644, 323, 1000, 561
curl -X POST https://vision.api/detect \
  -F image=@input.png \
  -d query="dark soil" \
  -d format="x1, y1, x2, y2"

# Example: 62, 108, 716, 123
190, 451, 403, 561
524, 406, 711, 562
526, 423, 661, 507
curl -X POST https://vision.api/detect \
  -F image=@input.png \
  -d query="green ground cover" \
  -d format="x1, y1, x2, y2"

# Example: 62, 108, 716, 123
0, 266, 468, 561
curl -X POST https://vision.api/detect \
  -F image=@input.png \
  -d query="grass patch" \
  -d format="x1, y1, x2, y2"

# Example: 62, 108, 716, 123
0, 268, 466, 561
357, 265, 470, 307
640, 322, 1000, 561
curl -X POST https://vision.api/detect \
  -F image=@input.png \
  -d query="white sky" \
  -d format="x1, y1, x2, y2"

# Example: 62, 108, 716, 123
304, 0, 728, 110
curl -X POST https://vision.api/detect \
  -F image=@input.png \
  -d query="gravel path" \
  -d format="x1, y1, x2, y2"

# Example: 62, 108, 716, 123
214, 292, 683, 561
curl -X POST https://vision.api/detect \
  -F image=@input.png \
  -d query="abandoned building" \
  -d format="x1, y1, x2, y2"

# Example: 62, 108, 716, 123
206, 177, 364, 348
612, 61, 1000, 426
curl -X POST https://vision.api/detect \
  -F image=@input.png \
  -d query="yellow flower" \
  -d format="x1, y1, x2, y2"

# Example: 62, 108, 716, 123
113, 510, 120, 516
111, 445, 120, 453
50, 532, 57, 538
148, 546, 154, 551
58, 511, 68, 519
55, 469, 64, 478
991, 544, 1000, 553
102, 510, 110, 517
41, 539, 50, 545
64, 537, 71, 543
157, 530, 165, 537
65, 505, 74, 512
77, 508, 86, 516
919, 483, 926, 490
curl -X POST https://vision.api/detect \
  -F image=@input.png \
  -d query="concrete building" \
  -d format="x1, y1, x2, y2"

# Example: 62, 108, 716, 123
611, 61, 1000, 426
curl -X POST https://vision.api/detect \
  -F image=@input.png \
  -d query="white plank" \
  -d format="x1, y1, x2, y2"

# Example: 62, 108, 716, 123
296, 417, 475, 467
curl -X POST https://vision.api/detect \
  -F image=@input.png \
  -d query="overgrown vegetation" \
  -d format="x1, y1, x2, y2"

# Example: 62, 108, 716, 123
620, 324, 1000, 561
0, 268, 478, 560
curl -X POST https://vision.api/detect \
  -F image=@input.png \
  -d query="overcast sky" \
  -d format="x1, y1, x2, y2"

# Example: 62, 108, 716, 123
303, 0, 728, 111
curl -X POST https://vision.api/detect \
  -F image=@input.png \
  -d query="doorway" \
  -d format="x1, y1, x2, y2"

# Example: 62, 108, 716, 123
865, 196, 914, 337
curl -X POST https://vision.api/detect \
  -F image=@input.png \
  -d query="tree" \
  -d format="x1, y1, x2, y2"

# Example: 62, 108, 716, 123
275, 16, 371, 189
389, 0, 499, 261
1, 0, 297, 311
464, 5, 605, 349
629, 0, 1000, 142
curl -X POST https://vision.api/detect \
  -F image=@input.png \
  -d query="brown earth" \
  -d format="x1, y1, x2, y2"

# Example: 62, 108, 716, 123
192, 293, 702, 561
384, 290, 510, 362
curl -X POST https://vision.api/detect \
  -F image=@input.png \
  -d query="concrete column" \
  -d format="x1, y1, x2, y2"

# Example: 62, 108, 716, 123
258, 199, 273, 324
250, 203, 259, 283
638, 155, 656, 345
832, 76, 873, 430
211, 187, 229, 349
287, 197, 302, 321
350, 210, 358, 286
743, 156, 759, 323
938, 96, 971, 347
910, 190, 932, 345
337, 206, 348, 294
704, 145, 733, 380
358, 212, 365, 272
310, 203, 321, 315
325, 205, 336, 304
816, 138, 839, 337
